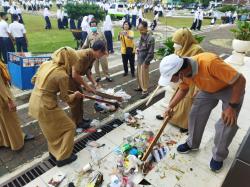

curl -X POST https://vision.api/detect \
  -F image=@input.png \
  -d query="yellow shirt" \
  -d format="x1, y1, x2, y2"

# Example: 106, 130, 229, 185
120, 30, 135, 54
179, 52, 240, 93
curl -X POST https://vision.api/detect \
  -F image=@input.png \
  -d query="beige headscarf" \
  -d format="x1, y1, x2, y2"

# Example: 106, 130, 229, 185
172, 28, 203, 57
35, 46, 79, 89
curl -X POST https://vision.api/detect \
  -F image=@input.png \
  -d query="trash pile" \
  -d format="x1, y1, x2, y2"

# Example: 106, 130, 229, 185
123, 110, 144, 129
109, 130, 168, 186
94, 89, 131, 113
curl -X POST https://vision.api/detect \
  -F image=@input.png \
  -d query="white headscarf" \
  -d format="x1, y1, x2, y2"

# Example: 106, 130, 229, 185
103, 15, 113, 34
81, 16, 90, 33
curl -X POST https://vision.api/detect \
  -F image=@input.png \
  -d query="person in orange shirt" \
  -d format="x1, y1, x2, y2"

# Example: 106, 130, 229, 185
158, 52, 246, 172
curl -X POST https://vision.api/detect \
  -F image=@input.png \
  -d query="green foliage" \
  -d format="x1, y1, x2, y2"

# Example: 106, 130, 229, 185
64, 3, 105, 22
156, 35, 205, 59
230, 21, 250, 41
218, 5, 237, 13
237, 8, 249, 14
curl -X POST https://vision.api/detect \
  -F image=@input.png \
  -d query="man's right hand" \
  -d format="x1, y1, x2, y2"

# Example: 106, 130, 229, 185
86, 86, 96, 94
163, 106, 173, 118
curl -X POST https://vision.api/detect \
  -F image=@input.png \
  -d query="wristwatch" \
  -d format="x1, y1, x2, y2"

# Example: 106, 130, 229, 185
229, 102, 239, 109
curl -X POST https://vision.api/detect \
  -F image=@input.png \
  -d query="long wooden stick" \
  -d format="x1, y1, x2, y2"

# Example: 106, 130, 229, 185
95, 91, 123, 102
142, 114, 172, 161
146, 85, 161, 106
68, 90, 120, 108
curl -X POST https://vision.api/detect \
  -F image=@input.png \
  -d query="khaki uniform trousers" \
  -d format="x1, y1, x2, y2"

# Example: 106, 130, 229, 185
137, 63, 149, 92
68, 77, 83, 125
94, 56, 110, 78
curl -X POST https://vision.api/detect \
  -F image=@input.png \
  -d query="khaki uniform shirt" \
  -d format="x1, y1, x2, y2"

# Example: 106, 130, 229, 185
137, 32, 155, 65
74, 49, 96, 76
83, 32, 107, 48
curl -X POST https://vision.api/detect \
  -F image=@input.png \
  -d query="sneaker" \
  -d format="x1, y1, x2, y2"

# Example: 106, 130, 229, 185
156, 115, 164, 120
180, 128, 188, 133
177, 142, 198, 154
106, 77, 113, 82
24, 134, 35, 142
77, 121, 91, 129
83, 118, 92, 123
56, 154, 78, 167
96, 77, 101, 82
123, 73, 128, 77
210, 158, 223, 172
134, 88, 142, 92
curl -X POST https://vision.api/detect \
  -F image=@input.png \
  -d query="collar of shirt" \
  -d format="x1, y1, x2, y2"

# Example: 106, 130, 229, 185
188, 58, 198, 77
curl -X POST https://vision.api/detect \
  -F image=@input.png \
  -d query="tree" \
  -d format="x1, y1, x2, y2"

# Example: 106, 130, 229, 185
64, 3, 105, 22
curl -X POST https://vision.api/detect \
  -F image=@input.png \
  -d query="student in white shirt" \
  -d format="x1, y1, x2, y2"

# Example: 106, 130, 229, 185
131, 6, 137, 28
16, 6, 24, 24
81, 16, 89, 44
138, 7, 143, 26
197, 10, 203, 30
0, 12, 15, 63
56, 9, 63, 29
103, 15, 114, 53
43, 7, 51, 29
9, 14, 28, 52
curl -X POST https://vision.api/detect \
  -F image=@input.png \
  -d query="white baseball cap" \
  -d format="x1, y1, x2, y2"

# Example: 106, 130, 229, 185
158, 54, 184, 86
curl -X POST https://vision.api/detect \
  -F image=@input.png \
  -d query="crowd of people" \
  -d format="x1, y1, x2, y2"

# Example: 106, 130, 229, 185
0, 1, 247, 175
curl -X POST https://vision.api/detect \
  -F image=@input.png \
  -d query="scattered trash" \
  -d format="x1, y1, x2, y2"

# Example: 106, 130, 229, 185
76, 128, 82, 133
82, 163, 92, 173
114, 89, 131, 101
166, 140, 177, 146
113, 124, 119, 128
97, 129, 102, 133
47, 171, 66, 187
124, 113, 139, 128
109, 175, 122, 187
135, 110, 144, 120
86, 171, 103, 187
175, 175, 180, 181
83, 128, 97, 133
90, 120, 101, 127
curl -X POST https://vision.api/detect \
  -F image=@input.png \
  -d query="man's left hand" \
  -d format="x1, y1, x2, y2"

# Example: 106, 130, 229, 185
222, 106, 237, 126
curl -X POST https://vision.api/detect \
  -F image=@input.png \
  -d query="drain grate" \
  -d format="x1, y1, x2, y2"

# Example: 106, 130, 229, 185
2, 91, 165, 187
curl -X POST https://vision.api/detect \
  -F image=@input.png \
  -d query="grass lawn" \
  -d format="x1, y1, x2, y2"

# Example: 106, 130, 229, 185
144, 13, 222, 28
13, 14, 140, 53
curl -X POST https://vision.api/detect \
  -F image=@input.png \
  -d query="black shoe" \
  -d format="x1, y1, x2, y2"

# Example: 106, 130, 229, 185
134, 88, 142, 92
180, 128, 188, 133
56, 154, 78, 167
140, 92, 149, 99
77, 121, 91, 129
24, 134, 35, 142
96, 77, 101, 82
131, 74, 135, 78
83, 118, 92, 123
156, 115, 164, 120
106, 77, 113, 82
49, 152, 56, 160
123, 73, 128, 77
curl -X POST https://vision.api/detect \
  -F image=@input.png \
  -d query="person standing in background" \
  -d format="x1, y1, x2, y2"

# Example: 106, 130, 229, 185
138, 7, 143, 26
197, 9, 203, 30
9, 14, 28, 52
56, 8, 64, 30
81, 16, 90, 45
0, 12, 15, 64
135, 21, 155, 99
82, 20, 112, 82
43, 7, 51, 29
118, 21, 135, 77
131, 6, 137, 28
103, 15, 114, 54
